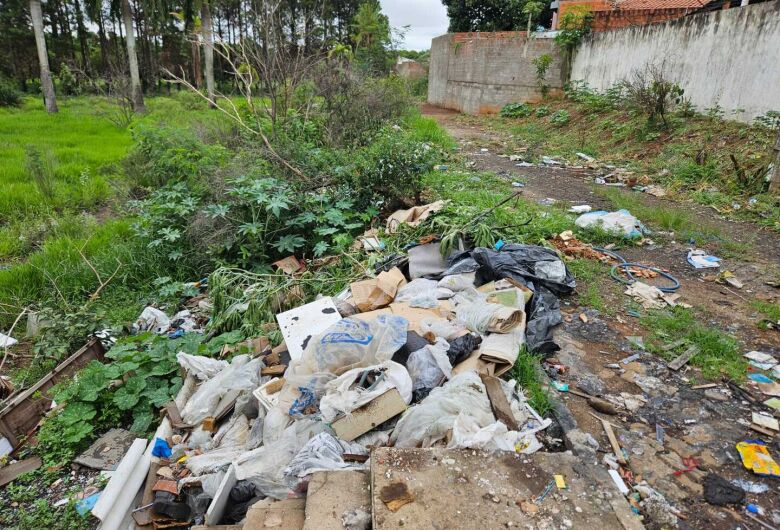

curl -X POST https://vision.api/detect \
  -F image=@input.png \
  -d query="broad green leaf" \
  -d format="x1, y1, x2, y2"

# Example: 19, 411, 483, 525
64, 422, 93, 444
130, 410, 154, 433
59, 402, 97, 426
313, 241, 330, 257
113, 386, 141, 411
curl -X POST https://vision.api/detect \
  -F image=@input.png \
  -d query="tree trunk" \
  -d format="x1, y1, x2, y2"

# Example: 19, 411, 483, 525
770, 131, 780, 193
30, 0, 58, 113
96, 12, 109, 74
201, 0, 216, 107
121, 0, 145, 112
524, 13, 532, 58
73, 0, 92, 77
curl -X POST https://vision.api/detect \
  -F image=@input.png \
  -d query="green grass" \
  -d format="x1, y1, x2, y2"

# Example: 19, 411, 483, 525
509, 349, 553, 416
641, 306, 746, 381
567, 258, 609, 313
750, 300, 780, 328
403, 110, 457, 151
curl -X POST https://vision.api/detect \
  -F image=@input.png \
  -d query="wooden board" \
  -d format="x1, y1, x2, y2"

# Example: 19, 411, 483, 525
331, 389, 406, 442
479, 373, 519, 430
667, 346, 700, 371
0, 339, 105, 447
601, 419, 627, 465
0, 456, 42, 487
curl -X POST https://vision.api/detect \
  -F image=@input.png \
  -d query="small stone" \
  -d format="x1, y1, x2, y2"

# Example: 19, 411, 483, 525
575, 506, 583, 513
492, 496, 501, 503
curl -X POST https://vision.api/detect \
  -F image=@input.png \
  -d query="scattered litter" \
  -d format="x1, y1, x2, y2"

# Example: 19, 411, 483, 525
276, 296, 342, 360
541, 156, 562, 166
511, 181, 525, 188
386, 201, 447, 234
568, 205, 592, 214
737, 440, 780, 477
575, 210, 647, 238
687, 249, 721, 269
703, 473, 745, 506
0, 332, 17, 348
608, 469, 629, 494
753, 412, 780, 431
538, 198, 557, 206
732, 478, 770, 493
576, 152, 595, 162
750, 373, 775, 384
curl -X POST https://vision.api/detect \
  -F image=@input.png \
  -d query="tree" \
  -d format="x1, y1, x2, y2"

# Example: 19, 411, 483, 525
201, 0, 215, 107
30, 0, 58, 113
522, 0, 543, 57
120, 0, 144, 112
442, 0, 526, 32
351, 1, 390, 74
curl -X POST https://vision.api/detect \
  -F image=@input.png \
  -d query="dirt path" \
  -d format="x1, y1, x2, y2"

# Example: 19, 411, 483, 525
425, 104, 780, 529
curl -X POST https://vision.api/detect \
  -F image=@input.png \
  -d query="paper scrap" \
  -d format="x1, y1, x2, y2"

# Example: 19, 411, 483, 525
752, 412, 780, 431
608, 469, 630, 494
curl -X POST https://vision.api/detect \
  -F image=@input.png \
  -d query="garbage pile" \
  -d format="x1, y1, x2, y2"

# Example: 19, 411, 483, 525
90, 214, 576, 529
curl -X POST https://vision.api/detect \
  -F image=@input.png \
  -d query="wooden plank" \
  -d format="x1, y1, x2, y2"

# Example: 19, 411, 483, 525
0, 456, 42, 487
164, 401, 192, 430
479, 373, 518, 430
331, 389, 407, 442
601, 419, 627, 465
667, 346, 700, 371
261, 364, 287, 376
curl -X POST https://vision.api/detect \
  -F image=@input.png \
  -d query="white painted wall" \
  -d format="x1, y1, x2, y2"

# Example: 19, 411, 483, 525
571, 2, 780, 123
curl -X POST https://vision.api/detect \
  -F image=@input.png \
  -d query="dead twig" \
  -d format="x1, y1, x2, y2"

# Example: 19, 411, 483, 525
0, 307, 29, 373
76, 242, 122, 300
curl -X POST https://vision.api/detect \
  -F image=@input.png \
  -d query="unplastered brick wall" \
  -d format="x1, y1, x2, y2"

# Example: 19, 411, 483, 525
428, 32, 565, 114
571, 1, 780, 122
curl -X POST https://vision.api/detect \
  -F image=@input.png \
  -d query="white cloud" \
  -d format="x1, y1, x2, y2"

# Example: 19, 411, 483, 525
380, 0, 449, 51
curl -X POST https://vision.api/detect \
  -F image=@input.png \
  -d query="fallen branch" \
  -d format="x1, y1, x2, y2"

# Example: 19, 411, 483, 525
0, 307, 29, 373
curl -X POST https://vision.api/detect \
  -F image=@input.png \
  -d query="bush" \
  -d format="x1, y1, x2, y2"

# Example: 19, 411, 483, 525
550, 109, 571, 126
124, 125, 230, 188
755, 111, 780, 131
500, 102, 533, 118
623, 63, 684, 129
535, 105, 550, 118
0, 79, 21, 107
58, 64, 81, 96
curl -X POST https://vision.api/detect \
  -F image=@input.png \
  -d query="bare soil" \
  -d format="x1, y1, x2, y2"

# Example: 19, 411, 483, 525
425, 104, 780, 529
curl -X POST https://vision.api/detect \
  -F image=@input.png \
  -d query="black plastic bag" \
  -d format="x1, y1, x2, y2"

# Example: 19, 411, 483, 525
471, 245, 575, 296
446, 333, 482, 366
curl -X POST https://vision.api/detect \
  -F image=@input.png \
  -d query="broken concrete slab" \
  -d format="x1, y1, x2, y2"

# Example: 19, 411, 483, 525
370, 447, 641, 530
303, 471, 370, 530
73, 428, 137, 470
244, 498, 305, 530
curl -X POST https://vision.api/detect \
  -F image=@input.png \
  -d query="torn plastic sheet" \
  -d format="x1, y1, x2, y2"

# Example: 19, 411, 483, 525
319, 361, 413, 423
186, 416, 250, 476
575, 209, 648, 239
176, 352, 229, 381
283, 432, 368, 479
181, 355, 263, 425
469, 245, 575, 297
234, 419, 326, 499
450, 417, 542, 454
525, 286, 562, 354
133, 307, 170, 334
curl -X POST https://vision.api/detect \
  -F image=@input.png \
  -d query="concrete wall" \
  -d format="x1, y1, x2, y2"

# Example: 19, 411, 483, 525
571, 2, 780, 122
428, 32, 565, 114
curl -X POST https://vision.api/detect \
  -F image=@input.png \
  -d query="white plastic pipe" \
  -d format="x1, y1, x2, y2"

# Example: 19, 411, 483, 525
91, 438, 146, 521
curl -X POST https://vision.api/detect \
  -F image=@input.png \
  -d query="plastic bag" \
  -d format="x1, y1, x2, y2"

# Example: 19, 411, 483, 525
446, 334, 481, 366
283, 432, 368, 479
390, 371, 494, 448
134, 307, 169, 334
181, 355, 263, 424
525, 286, 562, 354
293, 315, 409, 376
319, 361, 413, 423
406, 339, 452, 393
419, 318, 466, 341
437, 273, 476, 292
395, 279, 439, 302
186, 416, 249, 476
470, 245, 575, 297
247, 415, 265, 451
235, 419, 326, 499
453, 293, 524, 334
575, 209, 647, 239
176, 352, 228, 381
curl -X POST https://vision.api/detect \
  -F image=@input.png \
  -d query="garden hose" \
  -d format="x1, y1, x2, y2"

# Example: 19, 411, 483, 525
593, 247, 681, 293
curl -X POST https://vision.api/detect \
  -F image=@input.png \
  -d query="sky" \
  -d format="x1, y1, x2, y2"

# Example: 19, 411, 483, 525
380, 0, 449, 51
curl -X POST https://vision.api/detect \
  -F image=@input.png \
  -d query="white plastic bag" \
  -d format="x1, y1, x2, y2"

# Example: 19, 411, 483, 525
319, 361, 413, 423
292, 315, 408, 376
575, 209, 645, 238
180, 355, 262, 424
134, 307, 169, 334
283, 432, 367, 479
176, 352, 228, 381
390, 371, 494, 448
186, 415, 249, 476
437, 273, 476, 292
419, 318, 466, 341
406, 339, 452, 392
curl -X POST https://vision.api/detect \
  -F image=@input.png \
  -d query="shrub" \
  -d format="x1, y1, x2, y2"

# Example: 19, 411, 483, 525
755, 111, 780, 131
532, 54, 553, 98
24, 145, 57, 201
623, 63, 684, 129
124, 125, 230, 188
0, 79, 21, 107
500, 102, 533, 119
58, 64, 81, 96
550, 109, 571, 126
535, 105, 550, 118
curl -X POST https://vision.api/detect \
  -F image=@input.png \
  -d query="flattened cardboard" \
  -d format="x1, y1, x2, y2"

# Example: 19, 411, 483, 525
350, 268, 407, 312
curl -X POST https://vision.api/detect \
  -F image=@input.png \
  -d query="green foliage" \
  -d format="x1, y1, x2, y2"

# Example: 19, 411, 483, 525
508, 349, 552, 416
57, 65, 81, 96
532, 54, 553, 98
352, 1, 392, 75
0, 78, 21, 107
642, 307, 745, 381
549, 109, 570, 126
124, 125, 230, 188
37, 333, 206, 464
24, 144, 57, 201
624, 64, 685, 129
500, 102, 533, 119
443, 0, 531, 32
750, 300, 780, 329
754, 111, 780, 131
554, 6, 593, 50
535, 105, 550, 117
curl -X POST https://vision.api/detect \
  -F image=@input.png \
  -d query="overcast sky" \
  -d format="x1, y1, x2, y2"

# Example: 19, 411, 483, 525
380, 0, 449, 51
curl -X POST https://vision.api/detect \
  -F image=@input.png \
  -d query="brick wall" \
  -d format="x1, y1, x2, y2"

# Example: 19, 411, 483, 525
558, 0, 694, 30
428, 33, 564, 114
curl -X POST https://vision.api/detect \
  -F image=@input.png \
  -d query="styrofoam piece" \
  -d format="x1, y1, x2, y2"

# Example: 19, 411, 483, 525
205, 463, 237, 526
275, 297, 341, 360
608, 469, 629, 494
253, 378, 282, 412
0, 332, 17, 348
0, 437, 13, 457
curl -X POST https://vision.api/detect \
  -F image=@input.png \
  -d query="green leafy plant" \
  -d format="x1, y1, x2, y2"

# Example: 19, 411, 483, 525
754, 111, 780, 131
550, 109, 570, 126
24, 145, 57, 202
57, 65, 81, 96
532, 54, 553, 98
36, 333, 206, 464
500, 102, 533, 119
554, 6, 593, 52
535, 105, 550, 118
0, 79, 21, 107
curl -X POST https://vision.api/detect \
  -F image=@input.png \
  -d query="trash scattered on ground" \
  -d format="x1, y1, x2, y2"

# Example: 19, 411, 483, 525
687, 249, 721, 269
575, 210, 647, 238
568, 205, 592, 214
737, 440, 780, 477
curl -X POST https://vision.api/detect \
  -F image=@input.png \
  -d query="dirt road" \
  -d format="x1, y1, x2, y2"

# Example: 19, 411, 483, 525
425, 104, 780, 529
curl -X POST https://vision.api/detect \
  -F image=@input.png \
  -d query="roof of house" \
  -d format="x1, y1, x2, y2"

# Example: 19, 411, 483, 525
614, 0, 708, 9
